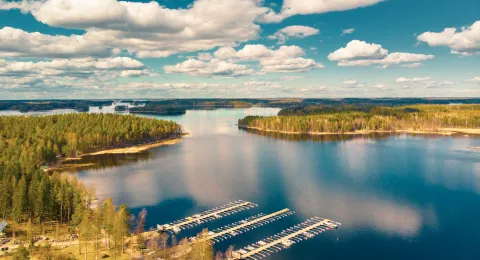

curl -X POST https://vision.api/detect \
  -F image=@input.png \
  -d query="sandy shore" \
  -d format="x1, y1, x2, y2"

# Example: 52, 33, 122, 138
238, 125, 480, 136
46, 137, 182, 172
82, 138, 181, 156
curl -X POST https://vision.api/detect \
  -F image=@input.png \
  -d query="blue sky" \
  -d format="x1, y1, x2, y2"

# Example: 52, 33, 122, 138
0, 0, 479, 99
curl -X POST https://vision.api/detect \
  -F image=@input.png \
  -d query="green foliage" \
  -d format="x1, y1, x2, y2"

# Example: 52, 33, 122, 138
240, 105, 480, 133
130, 105, 187, 115
12, 244, 30, 260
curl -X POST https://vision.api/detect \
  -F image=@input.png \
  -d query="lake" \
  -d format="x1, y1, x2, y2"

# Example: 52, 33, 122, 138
2, 107, 480, 259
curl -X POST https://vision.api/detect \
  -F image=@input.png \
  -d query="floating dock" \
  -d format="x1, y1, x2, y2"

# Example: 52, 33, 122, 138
157, 200, 257, 234
207, 208, 294, 244
232, 217, 341, 259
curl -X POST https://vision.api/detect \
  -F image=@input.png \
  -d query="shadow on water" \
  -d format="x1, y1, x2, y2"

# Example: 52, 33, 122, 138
239, 127, 479, 142
239, 127, 394, 142
61, 151, 152, 173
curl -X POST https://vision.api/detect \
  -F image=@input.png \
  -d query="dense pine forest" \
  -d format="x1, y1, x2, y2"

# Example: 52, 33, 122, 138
0, 114, 181, 237
239, 105, 480, 134
130, 104, 187, 115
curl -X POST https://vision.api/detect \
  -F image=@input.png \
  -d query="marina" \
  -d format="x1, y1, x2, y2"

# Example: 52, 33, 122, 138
206, 209, 295, 244
232, 218, 341, 259
156, 200, 257, 234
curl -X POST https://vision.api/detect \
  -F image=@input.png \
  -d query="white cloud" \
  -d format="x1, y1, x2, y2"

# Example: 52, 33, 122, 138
94, 57, 144, 70
197, 52, 214, 61
417, 20, 480, 56
260, 0, 384, 23
0, 0, 42, 13
163, 59, 257, 77
0, 57, 145, 76
329, 40, 434, 67
119, 70, 157, 78
268, 25, 319, 44
396, 77, 432, 83
168, 44, 324, 76
283, 76, 305, 80
0, 27, 113, 58
328, 40, 388, 61
341, 28, 356, 36
0, 57, 151, 93
0, 0, 269, 58
400, 63, 423, 68
261, 57, 323, 72
466, 77, 480, 84
343, 80, 365, 87
395, 77, 454, 88
373, 84, 388, 89
299, 85, 328, 92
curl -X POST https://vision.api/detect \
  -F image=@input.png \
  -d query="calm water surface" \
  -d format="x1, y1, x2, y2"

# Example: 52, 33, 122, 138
3, 107, 480, 259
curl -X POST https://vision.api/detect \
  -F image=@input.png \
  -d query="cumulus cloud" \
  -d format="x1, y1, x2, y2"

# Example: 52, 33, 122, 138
396, 77, 432, 83
0, 56, 153, 95
466, 77, 480, 84
0, 27, 114, 58
400, 63, 423, 68
395, 77, 454, 88
268, 25, 319, 44
261, 57, 322, 72
329, 40, 434, 67
163, 59, 257, 77
343, 80, 365, 87
372, 84, 388, 89
341, 28, 356, 36
299, 85, 328, 91
417, 20, 480, 56
0, 57, 145, 76
119, 70, 158, 78
260, 0, 384, 23
197, 53, 214, 61
328, 40, 388, 61
283, 76, 305, 80
166, 44, 324, 77
0, 0, 269, 58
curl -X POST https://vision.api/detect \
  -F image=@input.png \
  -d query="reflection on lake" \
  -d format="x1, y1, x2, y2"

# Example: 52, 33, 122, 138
62, 152, 153, 172
3, 107, 480, 259
71, 108, 480, 259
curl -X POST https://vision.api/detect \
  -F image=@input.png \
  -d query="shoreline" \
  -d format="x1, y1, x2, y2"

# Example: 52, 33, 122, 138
238, 125, 480, 136
46, 136, 184, 172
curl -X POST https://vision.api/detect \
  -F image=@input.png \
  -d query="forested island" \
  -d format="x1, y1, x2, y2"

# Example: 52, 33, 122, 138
0, 100, 112, 113
129, 104, 187, 115
0, 113, 190, 259
239, 105, 480, 135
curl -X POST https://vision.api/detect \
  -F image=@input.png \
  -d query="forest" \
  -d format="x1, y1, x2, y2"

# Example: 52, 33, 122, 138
129, 104, 187, 115
0, 113, 186, 258
0, 114, 180, 230
239, 104, 480, 134
0, 100, 112, 112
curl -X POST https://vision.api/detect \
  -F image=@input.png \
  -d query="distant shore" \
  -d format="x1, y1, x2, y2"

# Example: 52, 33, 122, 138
238, 125, 480, 136
46, 136, 184, 172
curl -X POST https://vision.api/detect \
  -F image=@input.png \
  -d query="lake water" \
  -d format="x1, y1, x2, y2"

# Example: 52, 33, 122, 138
2, 107, 480, 259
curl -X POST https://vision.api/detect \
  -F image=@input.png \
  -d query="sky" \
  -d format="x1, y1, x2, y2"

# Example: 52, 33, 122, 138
0, 0, 479, 99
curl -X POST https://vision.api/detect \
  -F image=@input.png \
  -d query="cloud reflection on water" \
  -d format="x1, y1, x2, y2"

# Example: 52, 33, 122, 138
74, 107, 480, 245
273, 138, 424, 237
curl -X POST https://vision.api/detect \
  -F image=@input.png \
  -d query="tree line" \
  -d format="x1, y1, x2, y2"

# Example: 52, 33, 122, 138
239, 104, 480, 134
0, 100, 112, 113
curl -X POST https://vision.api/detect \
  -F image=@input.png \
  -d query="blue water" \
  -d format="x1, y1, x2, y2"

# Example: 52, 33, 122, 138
5, 107, 479, 259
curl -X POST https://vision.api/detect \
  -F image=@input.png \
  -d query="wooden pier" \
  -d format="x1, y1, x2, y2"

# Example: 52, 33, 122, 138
207, 208, 294, 244
157, 200, 257, 234
231, 217, 341, 259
